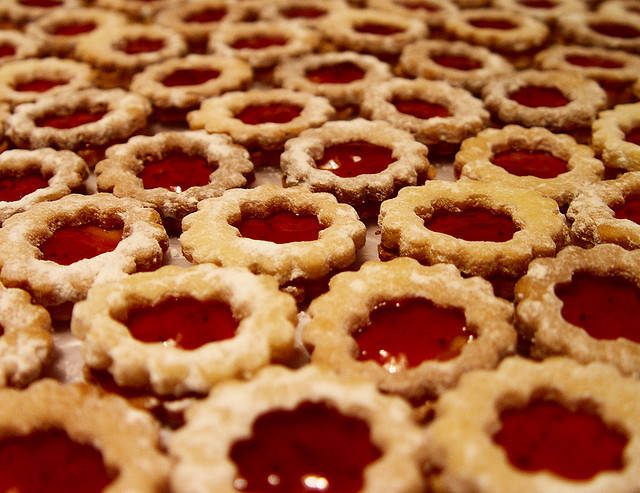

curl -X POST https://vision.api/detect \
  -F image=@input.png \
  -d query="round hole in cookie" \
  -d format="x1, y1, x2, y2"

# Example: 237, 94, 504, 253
508, 85, 569, 108
0, 429, 115, 493
468, 17, 517, 30
52, 22, 97, 36
139, 151, 217, 192
625, 126, 640, 146
235, 209, 322, 244
185, 7, 227, 23
18, 0, 62, 6
397, 1, 441, 12
431, 53, 483, 71
231, 35, 288, 50
555, 272, 640, 343
161, 68, 221, 87
391, 97, 450, 119
613, 195, 640, 224
121, 37, 165, 55
40, 223, 123, 265
316, 140, 395, 178
234, 103, 302, 125
229, 400, 382, 493
425, 207, 519, 242
588, 22, 640, 39
282, 6, 327, 19
125, 296, 237, 349
564, 54, 624, 69
0, 171, 49, 202
490, 149, 567, 178
518, 0, 556, 8
493, 397, 627, 480
353, 22, 403, 35
13, 78, 67, 93
35, 107, 107, 129
0, 43, 15, 58
353, 297, 473, 370
305, 62, 366, 84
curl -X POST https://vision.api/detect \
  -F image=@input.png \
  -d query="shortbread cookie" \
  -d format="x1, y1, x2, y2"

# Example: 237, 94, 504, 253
592, 102, 640, 171
559, 10, 640, 53
0, 30, 42, 66
493, 0, 585, 24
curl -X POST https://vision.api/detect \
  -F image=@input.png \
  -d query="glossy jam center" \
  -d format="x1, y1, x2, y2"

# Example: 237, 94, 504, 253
0, 43, 15, 58
235, 103, 302, 124
555, 273, 640, 343
230, 401, 382, 493
392, 97, 450, 119
432, 54, 482, 70
398, 1, 440, 12
625, 126, 640, 146
186, 7, 227, 22
36, 110, 106, 129
316, 141, 394, 178
469, 18, 516, 30
40, 224, 123, 265
354, 23, 403, 35
282, 6, 326, 18
354, 298, 472, 369
0, 172, 48, 202
520, 0, 555, 7
614, 196, 640, 224
161, 68, 220, 87
493, 399, 627, 480
19, 0, 61, 6
232, 36, 287, 49
52, 22, 96, 36
237, 211, 321, 244
14, 78, 65, 93
565, 54, 624, 69
139, 152, 217, 192
589, 22, 640, 39
305, 62, 365, 84
509, 86, 569, 108
425, 207, 518, 242
491, 150, 567, 178
0, 429, 113, 493
126, 297, 237, 350
122, 37, 165, 54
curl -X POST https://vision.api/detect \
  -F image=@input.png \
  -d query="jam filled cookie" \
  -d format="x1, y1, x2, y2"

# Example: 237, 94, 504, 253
558, 11, 640, 53
360, 77, 489, 156
592, 103, 640, 172
426, 357, 640, 493
365, 0, 459, 38
0, 58, 94, 108
180, 184, 366, 301
0, 148, 88, 226
455, 125, 604, 208
273, 51, 392, 114
567, 172, 640, 249
492, 0, 586, 25
3, 0, 79, 26
0, 282, 52, 387
0, 379, 170, 493
74, 23, 187, 88
95, 130, 253, 231
25, 7, 127, 57
280, 118, 435, 218
598, 0, 640, 20
188, 88, 334, 169
399, 40, 513, 95
303, 258, 516, 402
482, 69, 607, 134
0, 193, 168, 318
6, 88, 151, 167
168, 364, 426, 493
378, 180, 569, 279
262, 0, 347, 28
0, 30, 42, 66
94, 0, 177, 21
534, 45, 640, 108
71, 264, 298, 396
130, 54, 253, 125
515, 245, 640, 375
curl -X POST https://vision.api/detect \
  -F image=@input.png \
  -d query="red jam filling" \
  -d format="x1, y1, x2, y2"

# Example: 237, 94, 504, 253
625, 126, 640, 146
52, 22, 96, 36
282, 6, 326, 19
353, 23, 403, 35
392, 97, 450, 119
493, 399, 627, 480
305, 62, 365, 84
468, 18, 516, 30
565, 54, 624, 69
161, 68, 220, 87
398, 1, 440, 12
231, 36, 287, 50
122, 37, 165, 54
186, 7, 227, 23
126, 297, 237, 350
555, 273, 640, 343
40, 224, 123, 265
425, 207, 518, 242
354, 298, 473, 368
432, 54, 482, 70
14, 78, 66, 93
235, 103, 302, 124
589, 22, 640, 39
18, 0, 61, 6
519, 0, 555, 7
0, 43, 15, 58
0, 172, 48, 202
36, 110, 106, 129
614, 195, 640, 224
230, 401, 382, 493
0, 429, 114, 493
316, 141, 395, 178
236, 210, 322, 244
509, 86, 569, 108
139, 152, 217, 192
491, 149, 567, 178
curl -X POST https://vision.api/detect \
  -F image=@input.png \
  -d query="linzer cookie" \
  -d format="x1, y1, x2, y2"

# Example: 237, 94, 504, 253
592, 102, 640, 172
168, 364, 427, 493
3, 0, 80, 26
262, 0, 347, 27
0, 30, 42, 66
558, 10, 640, 53
303, 258, 516, 402
71, 264, 298, 396
94, 0, 178, 21
515, 245, 640, 375
493, 0, 586, 25
365, 0, 459, 36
